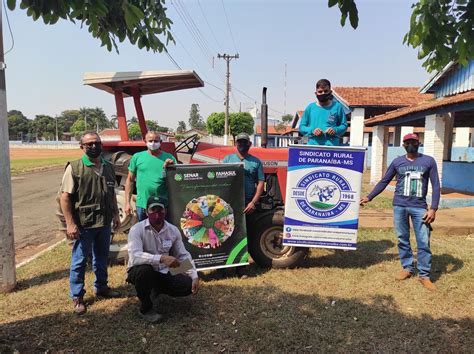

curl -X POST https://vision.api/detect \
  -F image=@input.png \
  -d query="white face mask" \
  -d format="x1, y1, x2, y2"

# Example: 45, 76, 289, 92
147, 142, 161, 151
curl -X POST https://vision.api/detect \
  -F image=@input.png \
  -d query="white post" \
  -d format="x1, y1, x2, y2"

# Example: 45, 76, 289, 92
424, 114, 447, 189
0, 4, 16, 292
400, 126, 414, 145
370, 125, 389, 184
349, 108, 365, 147
393, 126, 402, 146
454, 127, 470, 147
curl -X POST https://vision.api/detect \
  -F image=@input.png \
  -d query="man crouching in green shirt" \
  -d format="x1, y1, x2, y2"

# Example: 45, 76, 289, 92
125, 131, 176, 221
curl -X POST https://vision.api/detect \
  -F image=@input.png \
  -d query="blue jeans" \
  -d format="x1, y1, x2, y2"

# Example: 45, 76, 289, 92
70, 226, 111, 298
393, 206, 432, 278
136, 207, 147, 222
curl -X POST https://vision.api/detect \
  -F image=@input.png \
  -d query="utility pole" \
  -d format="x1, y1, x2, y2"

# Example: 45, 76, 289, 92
284, 63, 287, 115
217, 53, 239, 145
55, 115, 59, 141
0, 4, 16, 292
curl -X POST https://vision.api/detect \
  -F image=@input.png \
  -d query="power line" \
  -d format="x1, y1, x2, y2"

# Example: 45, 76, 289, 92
197, 0, 224, 51
220, 0, 238, 53
3, 0, 14, 55
164, 48, 222, 103
172, 0, 226, 81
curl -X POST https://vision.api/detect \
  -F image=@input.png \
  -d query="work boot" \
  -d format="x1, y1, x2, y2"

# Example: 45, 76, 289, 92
395, 270, 413, 281
73, 297, 87, 315
94, 287, 121, 298
418, 277, 436, 291
139, 309, 163, 323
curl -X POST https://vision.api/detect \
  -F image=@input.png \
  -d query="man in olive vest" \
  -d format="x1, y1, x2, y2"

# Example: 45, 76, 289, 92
60, 132, 121, 314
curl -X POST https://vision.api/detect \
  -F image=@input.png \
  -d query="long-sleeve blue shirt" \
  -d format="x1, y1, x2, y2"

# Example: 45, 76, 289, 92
299, 100, 348, 146
367, 154, 441, 210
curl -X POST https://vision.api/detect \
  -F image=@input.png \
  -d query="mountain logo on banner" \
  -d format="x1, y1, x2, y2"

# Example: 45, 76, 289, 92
292, 170, 354, 219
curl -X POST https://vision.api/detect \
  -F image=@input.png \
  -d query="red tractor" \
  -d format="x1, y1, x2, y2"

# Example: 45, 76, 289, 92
79, 71, 308, 268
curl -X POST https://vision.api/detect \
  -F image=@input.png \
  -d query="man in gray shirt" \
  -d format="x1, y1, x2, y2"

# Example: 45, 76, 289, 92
127, 196, 199, 322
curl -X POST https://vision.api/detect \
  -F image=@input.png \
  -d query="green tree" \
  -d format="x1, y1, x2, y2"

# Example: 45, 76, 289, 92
6, 1, 174, 53
229, 112, 254, 141
31, 114, 56, 140
7, 110, 30, 139
70, 119, 86, 140
206, 112, 225, 137
403, 0, 474, 72
176, 120, 187, 133
189, 104, 205, 130
281, 114, 293, 124
58, 110, 82, 132
128, 123, 142, 140
146, 119, 158, 131
78, 107, 111, 131
206, 112, 254, 140
330, 0, 473, 72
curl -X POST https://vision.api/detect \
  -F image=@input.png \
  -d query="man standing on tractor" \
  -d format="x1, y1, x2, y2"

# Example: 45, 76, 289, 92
299, 79, 348, 146
59, 132, 121, 314
360, 133, 440, 291
223, 133, 265, 215
125, 131, 176, 221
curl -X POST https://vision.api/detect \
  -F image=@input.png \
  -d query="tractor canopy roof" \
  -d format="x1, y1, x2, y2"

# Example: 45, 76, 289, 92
83, 70, 204, 96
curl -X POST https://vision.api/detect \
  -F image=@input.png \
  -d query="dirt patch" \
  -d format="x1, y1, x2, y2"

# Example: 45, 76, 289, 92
9, 148, 82, 160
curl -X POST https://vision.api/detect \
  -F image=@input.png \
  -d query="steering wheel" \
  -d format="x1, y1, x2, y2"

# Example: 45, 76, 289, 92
175, 134, 199, 155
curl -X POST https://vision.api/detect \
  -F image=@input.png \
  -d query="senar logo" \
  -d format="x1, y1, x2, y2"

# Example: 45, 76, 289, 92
174, 173, 183, 181
207, 171, 216, 179
292, 170, 355, 219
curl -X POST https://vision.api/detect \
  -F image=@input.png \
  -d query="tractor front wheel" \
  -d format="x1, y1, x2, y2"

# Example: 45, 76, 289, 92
248, 212, 308, 268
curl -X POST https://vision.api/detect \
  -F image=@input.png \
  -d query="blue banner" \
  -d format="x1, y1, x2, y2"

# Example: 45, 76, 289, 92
283, 145, 366, 250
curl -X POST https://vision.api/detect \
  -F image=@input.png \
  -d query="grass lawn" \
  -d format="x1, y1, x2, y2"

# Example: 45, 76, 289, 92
9, 149, 83, 175
10, 157, 77, 175
1, 230, 472, 352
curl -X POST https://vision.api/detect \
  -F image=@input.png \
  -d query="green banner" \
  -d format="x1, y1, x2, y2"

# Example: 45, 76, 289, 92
166, 163, 248, 270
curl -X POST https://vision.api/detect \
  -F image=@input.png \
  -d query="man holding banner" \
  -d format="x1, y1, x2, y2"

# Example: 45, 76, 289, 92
360, 133, 440, 291
127, 196, 199, 323
223, 133, 265, 214
299, 79, 347, 146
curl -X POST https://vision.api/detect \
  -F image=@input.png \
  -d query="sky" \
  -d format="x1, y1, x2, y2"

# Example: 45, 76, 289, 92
3, 0, 432, 130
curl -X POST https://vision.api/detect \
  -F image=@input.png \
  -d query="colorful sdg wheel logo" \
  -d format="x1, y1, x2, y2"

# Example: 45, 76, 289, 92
180, 194, 235, 249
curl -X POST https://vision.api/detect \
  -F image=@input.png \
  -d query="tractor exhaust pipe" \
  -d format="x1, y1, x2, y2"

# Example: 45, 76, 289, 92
261, 87, 268, 148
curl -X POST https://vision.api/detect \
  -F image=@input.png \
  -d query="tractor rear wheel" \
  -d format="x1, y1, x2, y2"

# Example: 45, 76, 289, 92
248, 212, 308, 268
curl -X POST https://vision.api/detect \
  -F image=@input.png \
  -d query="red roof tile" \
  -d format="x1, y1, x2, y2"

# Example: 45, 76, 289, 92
255, 125, 293, 135
333, 87, 431, 107
99, 129, 120, 136
365, 90, 474, 126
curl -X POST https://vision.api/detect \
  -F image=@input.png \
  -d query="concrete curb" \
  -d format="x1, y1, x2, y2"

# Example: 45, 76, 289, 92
16, 239, 66, 269
359, 226, 474, 236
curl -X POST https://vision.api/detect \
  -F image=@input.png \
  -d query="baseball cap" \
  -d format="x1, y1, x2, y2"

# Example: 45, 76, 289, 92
147, 196, 168, 209
236, 133, 250, 142
402, 133, 419, 142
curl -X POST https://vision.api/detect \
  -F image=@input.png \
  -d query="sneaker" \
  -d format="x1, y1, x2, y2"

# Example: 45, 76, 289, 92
139, 309, 163, 323
418, 277, 436, 291
94, 287, 121, 298
73, 297, 87, 315
395, 270, 413, 281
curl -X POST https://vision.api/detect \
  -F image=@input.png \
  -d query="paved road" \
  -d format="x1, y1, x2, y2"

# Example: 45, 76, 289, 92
11, 167, 65, 263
